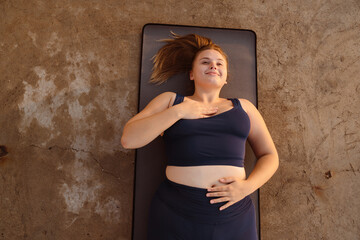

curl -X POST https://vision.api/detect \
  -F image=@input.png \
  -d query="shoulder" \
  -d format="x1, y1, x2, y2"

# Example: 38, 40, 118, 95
156, 91, 176, 98
159, 91, 177, 108
150, 91, 176, 107
127, 91, 176, 125
128, 92, 176, 123
140, 91, 177, 113
236, 98, 268, 132
237, 98, 257, 114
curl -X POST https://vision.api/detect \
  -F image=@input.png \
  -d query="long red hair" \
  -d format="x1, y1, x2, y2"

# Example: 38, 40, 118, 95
150, 32, 228, 84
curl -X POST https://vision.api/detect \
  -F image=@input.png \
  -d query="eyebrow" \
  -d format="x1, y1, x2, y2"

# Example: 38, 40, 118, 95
199, 57, 225, 61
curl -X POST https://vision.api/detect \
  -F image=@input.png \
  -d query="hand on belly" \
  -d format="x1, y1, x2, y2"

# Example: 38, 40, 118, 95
206, 176, 253, 211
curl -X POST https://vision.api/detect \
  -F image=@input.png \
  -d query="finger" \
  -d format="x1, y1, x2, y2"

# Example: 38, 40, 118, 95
203, 111, 217, 116
206, 191, 229, 197
219, 177, 235, 183
210, 197, 230, 204
219, 201, 234, 211
208, 186, 228, 192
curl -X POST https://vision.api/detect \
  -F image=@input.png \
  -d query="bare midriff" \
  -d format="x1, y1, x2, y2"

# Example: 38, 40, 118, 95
165, 165, 246, 189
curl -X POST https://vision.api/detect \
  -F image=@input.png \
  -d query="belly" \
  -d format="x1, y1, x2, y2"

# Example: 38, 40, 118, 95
165, 165, 246, 189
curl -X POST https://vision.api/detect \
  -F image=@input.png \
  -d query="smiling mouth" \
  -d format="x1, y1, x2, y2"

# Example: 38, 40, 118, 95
206, 72, 219, 75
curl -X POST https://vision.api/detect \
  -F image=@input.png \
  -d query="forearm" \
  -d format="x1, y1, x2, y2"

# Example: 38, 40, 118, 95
246, 153, 279, 194
121, 105, 181, 149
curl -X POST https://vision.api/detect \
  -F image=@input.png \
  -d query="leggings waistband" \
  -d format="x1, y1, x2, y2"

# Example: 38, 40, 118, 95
155, 177, 254, 224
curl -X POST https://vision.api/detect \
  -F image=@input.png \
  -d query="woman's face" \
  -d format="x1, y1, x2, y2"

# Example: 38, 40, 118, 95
190, 49, 228, 88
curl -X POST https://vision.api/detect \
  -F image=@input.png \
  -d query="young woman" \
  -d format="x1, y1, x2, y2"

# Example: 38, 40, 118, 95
121, 33, 279, 240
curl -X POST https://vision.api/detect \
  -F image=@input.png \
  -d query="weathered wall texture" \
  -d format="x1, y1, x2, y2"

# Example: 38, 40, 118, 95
0, 0, 359, 239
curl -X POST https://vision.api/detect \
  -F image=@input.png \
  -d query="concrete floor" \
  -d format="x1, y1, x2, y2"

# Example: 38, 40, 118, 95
0, 0, 359, 239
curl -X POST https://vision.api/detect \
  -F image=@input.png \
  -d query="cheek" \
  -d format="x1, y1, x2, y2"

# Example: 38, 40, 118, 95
221, 71, 228, 80
192, 67, 203, 76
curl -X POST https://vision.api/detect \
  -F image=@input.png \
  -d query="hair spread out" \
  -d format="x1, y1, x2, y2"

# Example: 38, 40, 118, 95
150, 32, 228, 84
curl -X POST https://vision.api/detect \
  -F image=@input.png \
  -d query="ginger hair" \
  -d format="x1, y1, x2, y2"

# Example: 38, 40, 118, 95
150, 32, 228, 84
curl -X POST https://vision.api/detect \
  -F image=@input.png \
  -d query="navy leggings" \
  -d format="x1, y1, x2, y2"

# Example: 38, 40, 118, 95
147, 177, 258, 240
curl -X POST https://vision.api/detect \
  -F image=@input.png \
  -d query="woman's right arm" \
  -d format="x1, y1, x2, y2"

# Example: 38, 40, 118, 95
120, 92, 181, 149
121, 91, 219, 149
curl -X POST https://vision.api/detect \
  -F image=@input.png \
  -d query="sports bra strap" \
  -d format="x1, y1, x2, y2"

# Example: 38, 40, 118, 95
229, 98, 240, 107
173, 93, 184, 106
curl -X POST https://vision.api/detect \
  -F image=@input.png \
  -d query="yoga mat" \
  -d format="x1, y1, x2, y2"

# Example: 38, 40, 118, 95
133, 23, 258, 240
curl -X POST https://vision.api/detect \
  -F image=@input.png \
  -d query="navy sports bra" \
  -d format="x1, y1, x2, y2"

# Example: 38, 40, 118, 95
163, 93, 251, 167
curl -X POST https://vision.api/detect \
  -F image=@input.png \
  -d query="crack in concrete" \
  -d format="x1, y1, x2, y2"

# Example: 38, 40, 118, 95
275, 50, 283, 65
341, 163, 359, 176
330, 163, 359, 176
29, 144, 121, 183
310, 134, 329, 161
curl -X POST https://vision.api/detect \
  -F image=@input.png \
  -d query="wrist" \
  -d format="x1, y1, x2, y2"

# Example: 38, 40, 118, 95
171, 104, 184, 119
244, 179, 258, 195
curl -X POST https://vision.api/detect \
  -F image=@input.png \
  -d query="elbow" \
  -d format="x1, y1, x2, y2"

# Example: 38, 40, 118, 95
121, 136, 130, 149
273, 151, 279, 171
121, 133, 141, 149
121, 132, 134, 149
121, 125, 133, 149
260, 151, 279, 172
121, 136, 136, 149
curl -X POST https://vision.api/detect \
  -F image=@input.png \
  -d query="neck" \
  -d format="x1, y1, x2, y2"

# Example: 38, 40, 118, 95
191, 88, 222, 104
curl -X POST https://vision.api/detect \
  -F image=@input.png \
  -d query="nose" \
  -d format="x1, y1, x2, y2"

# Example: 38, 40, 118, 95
210, 63, 217, 70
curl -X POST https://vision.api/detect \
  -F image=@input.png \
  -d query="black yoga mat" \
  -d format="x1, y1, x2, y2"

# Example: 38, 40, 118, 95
133, 23, 259, 240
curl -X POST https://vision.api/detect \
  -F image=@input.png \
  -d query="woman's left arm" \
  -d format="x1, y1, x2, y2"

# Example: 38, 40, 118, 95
206, 99, 279, 210
241, 99, 279, 194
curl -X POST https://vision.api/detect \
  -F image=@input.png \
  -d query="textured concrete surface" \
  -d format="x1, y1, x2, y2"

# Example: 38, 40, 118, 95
0, 0, 359, 239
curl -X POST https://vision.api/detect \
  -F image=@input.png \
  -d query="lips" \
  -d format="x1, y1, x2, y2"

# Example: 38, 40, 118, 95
206, 71, 219, 76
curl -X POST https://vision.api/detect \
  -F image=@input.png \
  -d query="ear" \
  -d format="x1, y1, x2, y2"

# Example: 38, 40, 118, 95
189, 70, 194, 81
